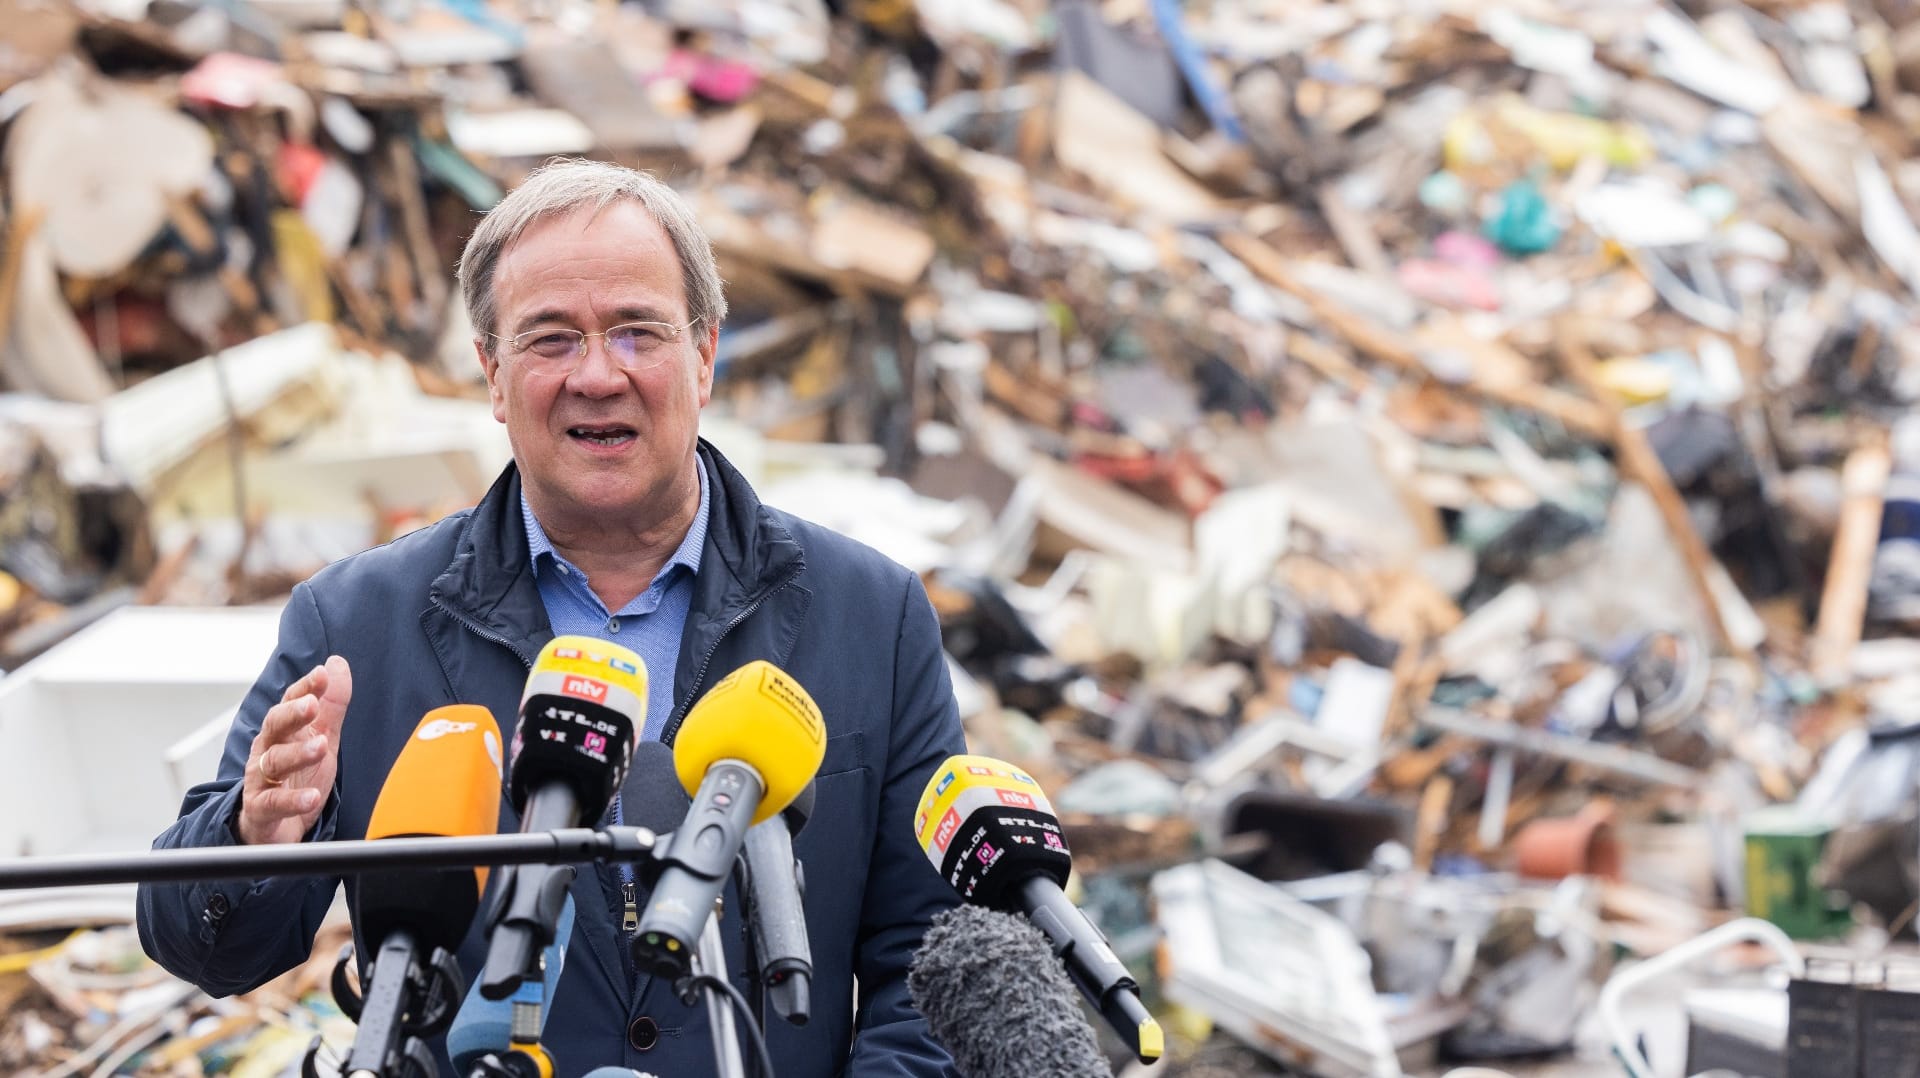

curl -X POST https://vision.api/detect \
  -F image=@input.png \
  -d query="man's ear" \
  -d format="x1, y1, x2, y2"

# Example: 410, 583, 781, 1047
476, 339, 506, 423
695, 321, 719, 407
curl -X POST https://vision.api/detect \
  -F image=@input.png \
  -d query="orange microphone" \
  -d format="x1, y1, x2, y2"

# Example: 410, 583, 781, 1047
359, 704, 504, 953
345, 704, 505, 1078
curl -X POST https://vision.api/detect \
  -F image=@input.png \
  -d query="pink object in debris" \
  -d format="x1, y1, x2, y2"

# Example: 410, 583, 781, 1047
181, 52, 287, 111
1433, 229, 1502, 269
1397, 259, 1502, 311
659, 49, 760, 103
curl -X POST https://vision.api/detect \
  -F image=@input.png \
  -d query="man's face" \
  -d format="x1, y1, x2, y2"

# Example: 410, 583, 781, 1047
478, 201, 718, 531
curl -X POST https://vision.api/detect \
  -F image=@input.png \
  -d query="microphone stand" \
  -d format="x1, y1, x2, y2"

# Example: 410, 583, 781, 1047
0, 828, 663, 890
694, 908, 748, 1078
334, 928, 461, 1078
466, 787, 581, 1078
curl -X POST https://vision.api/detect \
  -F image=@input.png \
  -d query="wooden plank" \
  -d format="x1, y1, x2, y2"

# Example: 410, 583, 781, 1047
386, 139, 446, 331
1221, 233, 1612, 438
1413, 774, 1454, 871
1559, 320, 1746, 658
1284, 330, 1368, 392
1316, 181, 1393, 280
0, 206, 46, 349
1812, 441, 1893, 684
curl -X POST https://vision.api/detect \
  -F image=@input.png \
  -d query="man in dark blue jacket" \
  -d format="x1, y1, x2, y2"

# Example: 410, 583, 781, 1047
136, 159, 967, 1078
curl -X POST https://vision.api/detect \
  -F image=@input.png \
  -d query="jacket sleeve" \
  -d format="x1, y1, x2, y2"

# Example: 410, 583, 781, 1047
135, 581, 343, 996
846, 572, 966, 1077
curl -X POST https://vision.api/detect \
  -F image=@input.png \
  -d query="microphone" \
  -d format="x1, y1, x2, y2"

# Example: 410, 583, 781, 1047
913, 755, 1163, 1064
742, 781, 815, 1024
481, 636, 645, 1001
345, 705, 505, 1078
908, 904, 1111, 1078
451, 740, 686, 1078
446, 895, 573, 1074
633, 660, 826, 981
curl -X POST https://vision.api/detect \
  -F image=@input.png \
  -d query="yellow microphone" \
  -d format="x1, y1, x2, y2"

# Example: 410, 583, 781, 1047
481, 635, 647, 1003
633, 660, 825, 979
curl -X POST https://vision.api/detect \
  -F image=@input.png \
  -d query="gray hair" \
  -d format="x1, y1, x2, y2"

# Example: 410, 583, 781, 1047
458, 159, 728, 354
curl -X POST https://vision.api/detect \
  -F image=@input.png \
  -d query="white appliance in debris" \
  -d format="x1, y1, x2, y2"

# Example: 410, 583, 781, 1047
0, 604, 283, 925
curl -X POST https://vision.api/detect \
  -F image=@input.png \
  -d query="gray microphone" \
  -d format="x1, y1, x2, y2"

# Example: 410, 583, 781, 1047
909, 905, 1111, 1078
744, 781, 814, 1024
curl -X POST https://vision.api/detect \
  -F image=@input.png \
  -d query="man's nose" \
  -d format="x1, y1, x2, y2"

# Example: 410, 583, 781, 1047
564, 334, 627, 395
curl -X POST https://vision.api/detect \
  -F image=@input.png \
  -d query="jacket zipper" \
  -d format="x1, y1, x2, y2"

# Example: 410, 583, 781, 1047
620, 880, 639, 934
659, 573, 799, 746
434, 599, 537, 670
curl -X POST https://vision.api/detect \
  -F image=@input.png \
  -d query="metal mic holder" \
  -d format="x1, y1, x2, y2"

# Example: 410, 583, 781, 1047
0, 828, 662, 890
691, 900, 748, 1078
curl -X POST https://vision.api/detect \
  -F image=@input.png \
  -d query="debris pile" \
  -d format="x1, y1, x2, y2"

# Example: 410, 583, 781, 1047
5, 0, 1920, 1073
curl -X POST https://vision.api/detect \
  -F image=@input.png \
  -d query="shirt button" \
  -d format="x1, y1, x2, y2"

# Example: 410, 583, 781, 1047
557, 564, 571, 576
606, 618, 620, 633
627, 1015, 659, 1051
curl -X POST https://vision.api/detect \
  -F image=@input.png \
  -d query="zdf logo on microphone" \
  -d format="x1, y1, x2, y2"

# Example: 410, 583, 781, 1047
417, 718, 478, 740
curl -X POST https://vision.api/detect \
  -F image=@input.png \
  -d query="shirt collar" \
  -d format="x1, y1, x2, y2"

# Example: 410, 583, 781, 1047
521, 464, 710, 582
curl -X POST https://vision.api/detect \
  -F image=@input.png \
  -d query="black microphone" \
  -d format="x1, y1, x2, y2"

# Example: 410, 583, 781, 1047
912, 756, 1163, 1064
909, 904, 1111, 1078
481, 636, 644, 1001
451, 741, 681, 1076
743, 781, 815, 1024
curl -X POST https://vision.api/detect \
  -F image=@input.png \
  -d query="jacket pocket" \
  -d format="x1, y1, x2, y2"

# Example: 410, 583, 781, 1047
818, 731, 866, 777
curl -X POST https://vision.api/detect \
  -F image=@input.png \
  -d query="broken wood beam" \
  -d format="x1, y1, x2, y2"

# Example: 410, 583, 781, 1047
1421, 706, 1702, 788
1560, 319, 1748, 658
1812, 439, 1893, 685
1220, 233, 1611, 438
0, 206, 47, 351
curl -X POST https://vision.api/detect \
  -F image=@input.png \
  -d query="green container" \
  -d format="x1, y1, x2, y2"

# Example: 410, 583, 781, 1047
1744, 806, 1851, 940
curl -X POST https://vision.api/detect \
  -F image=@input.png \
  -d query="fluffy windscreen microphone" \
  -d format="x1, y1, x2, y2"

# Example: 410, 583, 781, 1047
914, 755, 1163, 1063
908, 905, 1112, 1078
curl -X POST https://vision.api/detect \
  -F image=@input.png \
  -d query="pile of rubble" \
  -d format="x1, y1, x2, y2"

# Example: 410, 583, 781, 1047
6, 0, 1920, 1074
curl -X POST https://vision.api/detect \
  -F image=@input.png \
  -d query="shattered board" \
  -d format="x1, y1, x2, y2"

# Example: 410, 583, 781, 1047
1153, 859, 1402, 1078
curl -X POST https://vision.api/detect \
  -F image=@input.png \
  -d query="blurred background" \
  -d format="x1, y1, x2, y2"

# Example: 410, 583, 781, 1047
4, 0, 1920, 1075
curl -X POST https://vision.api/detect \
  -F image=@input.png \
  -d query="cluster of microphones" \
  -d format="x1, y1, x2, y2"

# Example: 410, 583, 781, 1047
73, 634, 1162, 1078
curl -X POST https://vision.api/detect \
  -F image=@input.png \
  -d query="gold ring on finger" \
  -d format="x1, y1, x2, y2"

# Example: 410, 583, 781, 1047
254, 754, 284, 788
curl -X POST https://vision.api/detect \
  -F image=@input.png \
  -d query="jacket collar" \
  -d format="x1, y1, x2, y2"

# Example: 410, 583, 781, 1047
428, 438, 803, 675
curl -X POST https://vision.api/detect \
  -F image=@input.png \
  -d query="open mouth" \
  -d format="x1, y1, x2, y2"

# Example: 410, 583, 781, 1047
568, 425, 637, 447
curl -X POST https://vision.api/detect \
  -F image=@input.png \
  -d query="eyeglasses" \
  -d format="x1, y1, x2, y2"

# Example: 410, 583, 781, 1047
486, 319, 698, 371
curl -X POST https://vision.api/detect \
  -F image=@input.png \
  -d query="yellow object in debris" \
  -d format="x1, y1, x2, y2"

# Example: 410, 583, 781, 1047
228, 1026, 317, 1078
1443, 111, 1498, 172
1496, 96, 1654, 170
0, 571, 20, 614
0, 928, 85, 975
271, 210, 335, 325
1594, 357, 1675, 405
1162, 1002, 1215, 1049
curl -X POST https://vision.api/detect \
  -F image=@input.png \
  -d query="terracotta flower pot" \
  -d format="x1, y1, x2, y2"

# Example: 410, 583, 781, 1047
1513, 802, 1622, 880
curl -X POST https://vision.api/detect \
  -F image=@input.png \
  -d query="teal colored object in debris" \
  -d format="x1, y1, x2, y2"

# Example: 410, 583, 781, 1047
1484, 178, 1562, 256
1418, 170, 1471, 217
